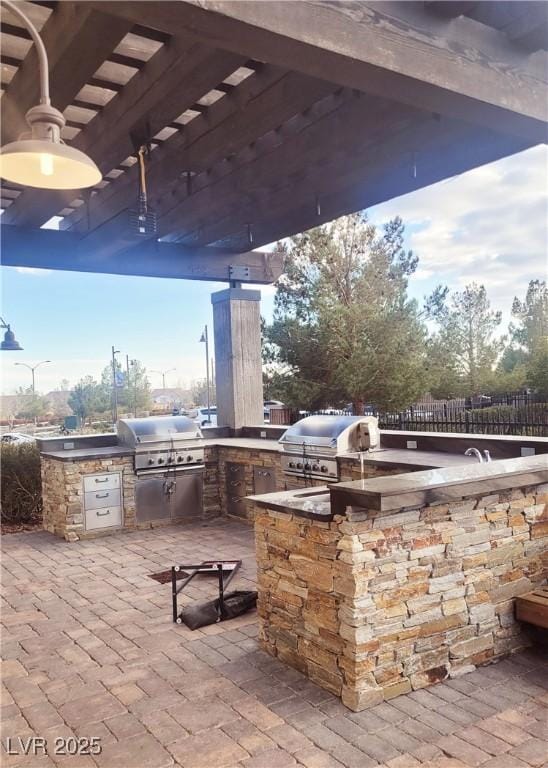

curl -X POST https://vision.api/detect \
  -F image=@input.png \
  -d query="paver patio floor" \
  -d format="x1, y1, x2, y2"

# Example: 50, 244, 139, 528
1, 520, 547, 768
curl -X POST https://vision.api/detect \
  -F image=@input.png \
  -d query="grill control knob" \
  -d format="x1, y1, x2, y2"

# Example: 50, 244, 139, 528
304, 463, 311, 471
312, 464, 319, 472
288, 462, 295, 468
148, 458, 154, 465
157, 458, 164, 464
186, 455, 193, 462
296, 462, 303, 469
177, 455, 183, 462
321, 465, 328, 473
167, 457, 174, 463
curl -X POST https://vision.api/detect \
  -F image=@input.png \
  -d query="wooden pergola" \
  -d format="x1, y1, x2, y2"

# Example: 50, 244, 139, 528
1, 0, 546, 426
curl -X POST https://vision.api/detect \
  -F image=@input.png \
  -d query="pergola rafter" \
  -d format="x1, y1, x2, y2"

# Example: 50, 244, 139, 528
0, 0, 546, 280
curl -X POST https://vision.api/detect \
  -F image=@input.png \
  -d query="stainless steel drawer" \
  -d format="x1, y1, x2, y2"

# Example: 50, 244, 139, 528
85, 505, 122, 531
83, 473, 121, 493
84, 488, 121, 510
226, 496, 248, 519
226, 462, 245, 481
226, 477, 246, 497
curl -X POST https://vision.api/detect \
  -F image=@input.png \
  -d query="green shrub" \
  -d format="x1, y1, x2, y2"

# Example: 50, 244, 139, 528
1, 443, 42, 526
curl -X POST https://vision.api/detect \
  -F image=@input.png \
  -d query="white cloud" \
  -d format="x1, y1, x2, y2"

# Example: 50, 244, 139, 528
369, 145, 548, 325
14, 267, 52, 276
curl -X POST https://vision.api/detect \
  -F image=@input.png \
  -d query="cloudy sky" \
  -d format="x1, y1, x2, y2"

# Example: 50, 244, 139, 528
1, 144, 546, 396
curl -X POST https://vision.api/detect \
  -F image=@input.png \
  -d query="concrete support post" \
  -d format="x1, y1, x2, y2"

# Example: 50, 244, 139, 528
211, 287, 264, 429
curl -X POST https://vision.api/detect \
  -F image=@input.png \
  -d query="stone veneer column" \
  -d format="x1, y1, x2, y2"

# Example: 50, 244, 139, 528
211, 287, 264, 429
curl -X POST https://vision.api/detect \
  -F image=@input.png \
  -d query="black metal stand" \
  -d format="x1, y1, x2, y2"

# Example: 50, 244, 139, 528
171, 560, 241, 624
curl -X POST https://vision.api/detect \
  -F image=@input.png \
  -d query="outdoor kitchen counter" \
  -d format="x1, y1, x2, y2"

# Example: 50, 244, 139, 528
40, 445, 133, 461
344, 448, 483, 469
252, 453, 548, 711
249, 454, 548, 520
41, 437, 280, 461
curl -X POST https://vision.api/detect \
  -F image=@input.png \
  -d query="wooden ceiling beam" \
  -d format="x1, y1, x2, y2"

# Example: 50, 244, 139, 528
141, 93, 408, 248
90, 1, 547, 143
211, 124, 532, 252
3, 38, 244, 228
60, 66, 335, 248
76, 83, 347, 258
1, 2, 131, 146
0, 225, 284, 284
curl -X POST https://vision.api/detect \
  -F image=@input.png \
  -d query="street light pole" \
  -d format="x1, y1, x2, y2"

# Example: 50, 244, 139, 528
199, 326, 211, 424
111, 346, 120, 424
151, 368, 176, 390
14, 360, 51, 393
126, 356, 138, 416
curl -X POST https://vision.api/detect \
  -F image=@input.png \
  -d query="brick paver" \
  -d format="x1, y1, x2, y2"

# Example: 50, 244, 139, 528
1, 522, 546, 768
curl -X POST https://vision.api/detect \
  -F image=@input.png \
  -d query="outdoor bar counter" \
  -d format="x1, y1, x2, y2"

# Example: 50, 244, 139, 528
249, 455, 548, 711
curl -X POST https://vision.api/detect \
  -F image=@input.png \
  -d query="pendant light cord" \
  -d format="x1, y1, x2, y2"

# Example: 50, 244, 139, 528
138, 146, 148, 201
2, 0, 50, 104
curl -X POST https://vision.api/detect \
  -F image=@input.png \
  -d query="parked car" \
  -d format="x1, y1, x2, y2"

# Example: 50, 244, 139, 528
195, 407, 217, 427
1, 432, 35, 445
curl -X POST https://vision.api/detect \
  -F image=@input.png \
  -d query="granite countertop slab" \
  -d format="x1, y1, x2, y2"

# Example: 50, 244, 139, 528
249, 455, 548, 520
344, 449, 481, 469
40, 446, 134, 461
331, 454, 548, 513
41, 437, 280, 461
248, 487, 333, 520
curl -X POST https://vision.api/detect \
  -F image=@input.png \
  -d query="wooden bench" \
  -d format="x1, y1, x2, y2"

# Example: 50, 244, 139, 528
516, 586, 548, 629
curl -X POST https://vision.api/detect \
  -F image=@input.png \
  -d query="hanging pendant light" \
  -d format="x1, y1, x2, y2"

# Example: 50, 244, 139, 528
0, 1, 101, 190
0, 318, 23, 351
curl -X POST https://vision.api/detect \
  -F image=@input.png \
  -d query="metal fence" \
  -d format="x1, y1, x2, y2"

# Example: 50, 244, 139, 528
269, 394, 548, 437
377, 407, 547, 437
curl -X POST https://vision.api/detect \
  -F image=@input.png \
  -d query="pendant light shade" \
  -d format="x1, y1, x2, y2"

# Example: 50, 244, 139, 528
0, 137, 102, 190
0, 319, 23, 351
0, 1, 102, 191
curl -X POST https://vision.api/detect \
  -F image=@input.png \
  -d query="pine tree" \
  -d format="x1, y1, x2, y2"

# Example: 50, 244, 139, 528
264, 213, 428, 412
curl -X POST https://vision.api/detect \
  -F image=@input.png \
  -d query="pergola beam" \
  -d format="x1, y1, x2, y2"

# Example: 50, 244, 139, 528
60, 67, 335, 243
222, 124, 532, 252
91, 1, 548, 143
3, 38, 244, 228
0, 225, 284, 284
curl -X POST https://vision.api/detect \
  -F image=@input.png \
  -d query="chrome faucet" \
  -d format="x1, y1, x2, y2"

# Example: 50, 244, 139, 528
483, 450, 492, 463
465, 447, 483, 463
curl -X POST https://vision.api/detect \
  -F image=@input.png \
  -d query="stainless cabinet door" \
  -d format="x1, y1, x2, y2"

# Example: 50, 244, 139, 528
169, 470, 203, 520
135, 476, 170, 522
136, 471, 204, 523
253, 466, 277, 495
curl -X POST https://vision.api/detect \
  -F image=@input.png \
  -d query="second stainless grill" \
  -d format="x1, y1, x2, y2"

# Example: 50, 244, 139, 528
278, 415, 380, 481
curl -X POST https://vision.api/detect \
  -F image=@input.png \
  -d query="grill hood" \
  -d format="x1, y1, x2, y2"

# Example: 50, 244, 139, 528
117, 415, 202, 447
279, 415, 380, 455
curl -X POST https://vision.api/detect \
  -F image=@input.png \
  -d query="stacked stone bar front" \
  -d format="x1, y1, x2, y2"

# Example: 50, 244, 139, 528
254, 481, 547, 711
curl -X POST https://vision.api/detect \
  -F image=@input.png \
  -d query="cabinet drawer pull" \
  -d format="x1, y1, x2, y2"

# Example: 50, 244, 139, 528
95, 478, 109, 483
230, 497, 243, 504
230, 480, 242, 487
95, 492, 110, 499
96, 509, 111, 517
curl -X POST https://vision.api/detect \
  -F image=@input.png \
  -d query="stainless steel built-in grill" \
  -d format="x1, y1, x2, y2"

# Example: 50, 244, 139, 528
117, 415, 204, 472
117, 416, 205, 523
279, 415, 380, 481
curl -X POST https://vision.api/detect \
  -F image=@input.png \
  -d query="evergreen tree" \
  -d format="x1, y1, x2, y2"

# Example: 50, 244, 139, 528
428, 284, 504, 395
68, 376, 109, 423
264, 213, 428, 412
